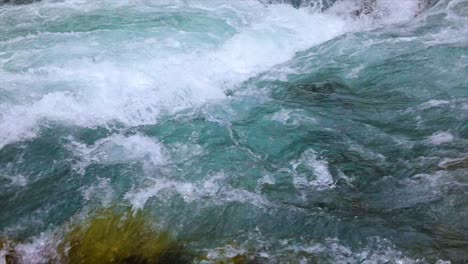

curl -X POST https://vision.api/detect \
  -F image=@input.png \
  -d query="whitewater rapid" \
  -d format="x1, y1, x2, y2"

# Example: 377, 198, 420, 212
0, 0, 424, 148
1, 0, 467, 263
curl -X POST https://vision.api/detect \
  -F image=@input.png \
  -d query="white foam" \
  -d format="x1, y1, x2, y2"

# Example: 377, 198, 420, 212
205, 236, 426, 264
1, 174, 28, 187
271, 109, 318, 126
4, 233, 59, 264
346, 64, 366, 79
0, 0, 353, 148
418, 99, 451, 110
428, 131, 454, 145
67, 133, 167, 173
81, 177, 115, 206
125, 172, 272, 210
291, 149, 335, 190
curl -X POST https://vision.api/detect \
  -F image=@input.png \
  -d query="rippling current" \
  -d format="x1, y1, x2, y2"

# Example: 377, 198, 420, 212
0, 0, 467, 263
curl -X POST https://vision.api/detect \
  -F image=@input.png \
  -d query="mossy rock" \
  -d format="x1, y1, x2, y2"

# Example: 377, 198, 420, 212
60, 207, 192, 264
5, 250, 22, 264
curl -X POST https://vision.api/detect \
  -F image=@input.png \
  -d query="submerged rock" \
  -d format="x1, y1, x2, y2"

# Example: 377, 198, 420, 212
438, 156, 468, 171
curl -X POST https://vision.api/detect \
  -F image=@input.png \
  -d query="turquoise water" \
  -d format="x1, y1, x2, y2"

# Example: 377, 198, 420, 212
0, 0, 467, 263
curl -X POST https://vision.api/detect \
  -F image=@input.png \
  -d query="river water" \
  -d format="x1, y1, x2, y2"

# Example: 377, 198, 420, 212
0, 0, 467, 263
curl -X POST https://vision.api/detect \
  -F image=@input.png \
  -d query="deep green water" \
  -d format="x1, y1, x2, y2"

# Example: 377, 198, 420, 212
0, 0, 467, 263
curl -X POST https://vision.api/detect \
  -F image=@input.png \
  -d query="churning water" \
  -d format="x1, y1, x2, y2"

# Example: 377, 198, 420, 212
0, 0, 467, 263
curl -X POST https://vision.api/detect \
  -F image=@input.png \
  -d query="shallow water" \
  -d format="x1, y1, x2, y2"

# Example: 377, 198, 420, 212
0, 0, 467, 263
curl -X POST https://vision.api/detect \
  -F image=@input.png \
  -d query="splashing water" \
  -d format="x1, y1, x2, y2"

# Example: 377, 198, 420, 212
0, 0, 467, 263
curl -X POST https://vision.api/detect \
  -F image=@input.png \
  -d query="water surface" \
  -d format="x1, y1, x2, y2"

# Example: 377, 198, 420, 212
0, 0, 467, 263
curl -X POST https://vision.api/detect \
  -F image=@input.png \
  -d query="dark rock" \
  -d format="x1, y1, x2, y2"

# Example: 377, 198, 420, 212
352, 0, 376, 18
5, 249, 22, 264
259, 0, 338, 10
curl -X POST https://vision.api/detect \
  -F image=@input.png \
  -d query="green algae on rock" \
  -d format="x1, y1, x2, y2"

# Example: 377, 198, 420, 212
59, 208, 192, 264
